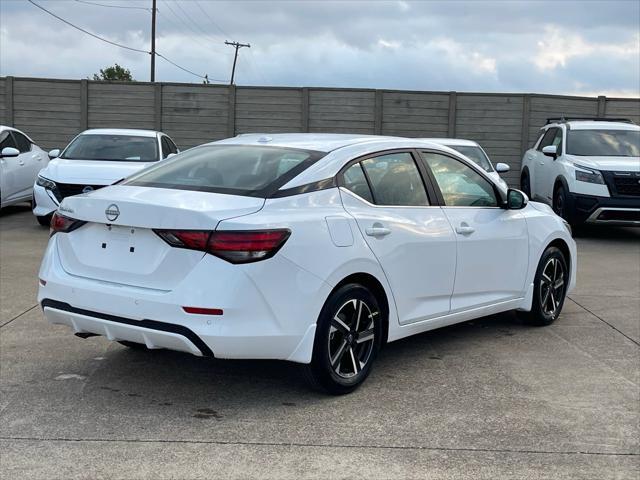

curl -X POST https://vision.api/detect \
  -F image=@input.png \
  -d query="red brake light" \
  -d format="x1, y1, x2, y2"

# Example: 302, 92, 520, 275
50, 212, 86, 235
154, 229, 290, 264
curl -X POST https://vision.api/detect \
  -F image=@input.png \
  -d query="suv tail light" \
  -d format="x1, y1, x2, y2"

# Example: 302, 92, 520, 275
154, 229, 291, 264
50, 212, 87, 235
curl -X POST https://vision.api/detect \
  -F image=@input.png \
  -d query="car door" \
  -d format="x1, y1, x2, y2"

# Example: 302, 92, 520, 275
420, 151, 529, 312
11, 131, 42, 197
0, 130, 20, 203
339, 151, 457, 325
532, 127, 563, 203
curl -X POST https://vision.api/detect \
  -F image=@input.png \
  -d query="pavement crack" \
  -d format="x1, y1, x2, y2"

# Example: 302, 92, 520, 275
568, 296, 640, 348
0, 436, 637, 457
0, 304, 38, 329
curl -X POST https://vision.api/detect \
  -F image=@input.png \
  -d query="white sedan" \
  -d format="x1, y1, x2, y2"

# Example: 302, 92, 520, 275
423, 138, 510, 189
33, 128, 179, 225
0, 126, 49, 209
38, 134, 576, 394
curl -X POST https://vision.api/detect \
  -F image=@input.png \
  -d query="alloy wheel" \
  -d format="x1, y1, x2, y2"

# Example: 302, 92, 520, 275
328, 299, 377, 378
539, 257, 565, 317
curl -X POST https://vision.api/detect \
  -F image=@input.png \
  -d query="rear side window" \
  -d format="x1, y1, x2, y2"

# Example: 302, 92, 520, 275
342, 163, 373, 203
123, 145, 325, 197
11, 132, 32, 153
360, 152, 429, 206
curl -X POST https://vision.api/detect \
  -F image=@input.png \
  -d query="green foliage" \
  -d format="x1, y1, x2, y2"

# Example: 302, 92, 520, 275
92, 64, 134, 81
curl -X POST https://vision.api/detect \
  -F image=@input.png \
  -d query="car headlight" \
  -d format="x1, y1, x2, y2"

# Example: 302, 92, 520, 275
574, 166, 604, 184
36, 175, 57, 190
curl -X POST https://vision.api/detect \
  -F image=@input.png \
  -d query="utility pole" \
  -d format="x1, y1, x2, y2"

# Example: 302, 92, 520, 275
150, 0, 157, 82
225, 41, 250, 85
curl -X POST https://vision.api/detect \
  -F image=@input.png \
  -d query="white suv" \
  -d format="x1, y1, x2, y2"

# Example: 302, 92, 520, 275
520, 118, 640, 226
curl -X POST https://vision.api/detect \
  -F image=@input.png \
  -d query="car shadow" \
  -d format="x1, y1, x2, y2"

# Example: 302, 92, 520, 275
0, 203, 31, 217
572, 224, 640, 241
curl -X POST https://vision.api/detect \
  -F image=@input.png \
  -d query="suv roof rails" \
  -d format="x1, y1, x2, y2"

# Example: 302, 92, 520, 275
545, 117, 635, 125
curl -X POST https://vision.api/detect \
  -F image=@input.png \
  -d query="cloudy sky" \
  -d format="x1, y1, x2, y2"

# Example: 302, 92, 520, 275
1, 0, 639, 96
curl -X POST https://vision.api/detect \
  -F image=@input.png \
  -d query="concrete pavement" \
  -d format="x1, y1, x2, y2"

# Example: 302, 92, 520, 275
1, 205, 638, 479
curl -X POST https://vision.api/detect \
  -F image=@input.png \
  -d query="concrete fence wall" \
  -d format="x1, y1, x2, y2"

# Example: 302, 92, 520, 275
1, 76, 639, 186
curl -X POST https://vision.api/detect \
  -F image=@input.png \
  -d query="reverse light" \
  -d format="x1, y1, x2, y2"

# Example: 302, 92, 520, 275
50, 212, 87, 235
575, 166, 604, 185
154, 229, 291, 264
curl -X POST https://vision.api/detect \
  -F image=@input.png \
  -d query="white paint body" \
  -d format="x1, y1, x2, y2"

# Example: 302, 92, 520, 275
32, 128, 178, 218
38, 134, 576, 363
0, 126, 49, 208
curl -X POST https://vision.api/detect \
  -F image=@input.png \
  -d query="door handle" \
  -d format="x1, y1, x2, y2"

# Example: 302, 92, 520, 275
32, 154, 41, 161
365, 226, 391, 237
18, 160, 24, 166
455, 224, 475, 235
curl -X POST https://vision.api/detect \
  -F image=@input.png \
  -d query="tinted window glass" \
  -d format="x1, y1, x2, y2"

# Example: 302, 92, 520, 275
166, 137, 178, 154
567, 129, 640, 157
161, 137, 171, 159
360, 153, 429, 206
537, 128, 559, 150
12, 132, 31, 153
124, 145, 322, 196
445, 145, 493, 172
0, 131, 17, 150
423, 152, 498, 207
61, 135, 160, 162
342, 163, 373, 203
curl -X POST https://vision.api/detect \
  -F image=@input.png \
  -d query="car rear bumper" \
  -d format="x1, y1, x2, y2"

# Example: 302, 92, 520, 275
568, 193, 640, 226
38, 235, 330, 363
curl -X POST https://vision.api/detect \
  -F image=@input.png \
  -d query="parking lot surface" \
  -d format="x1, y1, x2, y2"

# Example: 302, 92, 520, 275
1, 204, 638, 479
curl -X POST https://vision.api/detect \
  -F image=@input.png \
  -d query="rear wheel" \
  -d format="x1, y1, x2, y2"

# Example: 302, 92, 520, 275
303, 284, 382, 395
36, 214, 52, 227
520, 246, 568, 326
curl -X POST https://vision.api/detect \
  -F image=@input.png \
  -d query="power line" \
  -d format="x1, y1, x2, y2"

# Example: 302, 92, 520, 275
73, 0, 151, 11
166, 0, 226, 45
28, 0, 219, 82
27, 0, 147, 53
156, 8, 229, 55
194, 0, 230, 38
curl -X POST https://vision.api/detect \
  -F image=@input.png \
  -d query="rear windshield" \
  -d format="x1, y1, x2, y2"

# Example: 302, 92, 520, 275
61, 135, 159, 162
122, 145, 325, 197
567, 129, 640, 157
445, 145, 493, 172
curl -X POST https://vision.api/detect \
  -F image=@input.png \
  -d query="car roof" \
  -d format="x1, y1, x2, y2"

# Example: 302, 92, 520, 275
420, 138, 480, 147
211, 133, 409, 153
546, 121, 639, 131
80, 128, 161, 138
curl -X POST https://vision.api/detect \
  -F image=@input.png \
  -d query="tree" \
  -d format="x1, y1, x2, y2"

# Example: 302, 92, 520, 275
92, 64, 134, 81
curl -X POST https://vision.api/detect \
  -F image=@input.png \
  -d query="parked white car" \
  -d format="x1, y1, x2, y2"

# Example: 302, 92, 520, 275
33, 128, 179, 225
38, 134, 575, 394
520, 118, 640, 226
422, 138, 510, 189
0, 126, 49, 208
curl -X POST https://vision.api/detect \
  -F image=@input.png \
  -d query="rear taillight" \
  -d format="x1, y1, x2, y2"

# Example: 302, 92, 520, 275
154, 229, 290, 264
50, 212, 86, 235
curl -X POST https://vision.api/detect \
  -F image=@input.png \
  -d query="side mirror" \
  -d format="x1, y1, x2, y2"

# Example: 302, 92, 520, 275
48, 148, 61, 159
507, 188, 528, 210
542, 145, 557, 159
495, 162, 510, 173
167, 153, 177, 159
0, 147, 20, 158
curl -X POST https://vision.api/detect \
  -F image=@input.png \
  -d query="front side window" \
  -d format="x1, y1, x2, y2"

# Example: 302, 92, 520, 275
538, 128, 561, 151
11, 132, 32, 153
567, 129, 640, 157
359, 153, 429, 206
445, 145, 493, 172
422, 152, 498, 207
0, 130, 17, 150
161, 137, 172, 159
61, 135, 160, 162
123, 145, 323, 197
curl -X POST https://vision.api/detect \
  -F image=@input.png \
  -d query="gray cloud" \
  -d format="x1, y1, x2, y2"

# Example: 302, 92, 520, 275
1, 0, 638, 96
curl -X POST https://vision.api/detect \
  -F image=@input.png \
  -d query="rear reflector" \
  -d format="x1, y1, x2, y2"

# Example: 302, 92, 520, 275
154, 229, 290, 264
50, 212, 87, 235
182, 306, 224, 315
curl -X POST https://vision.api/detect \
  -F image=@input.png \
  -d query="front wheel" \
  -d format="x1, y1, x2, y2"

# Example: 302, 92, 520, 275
520, 171, 531, 198
36, 214, 52, 227
520, 246, 568, 326
303, 284, 383, 395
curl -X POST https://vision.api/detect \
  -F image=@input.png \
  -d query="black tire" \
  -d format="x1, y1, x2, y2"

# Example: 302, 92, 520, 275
520, 171, 531, 199
553, 184, 568, 220
520, 246, 568, 326
36, 214, 52, 227
303, 284, 383, 395
118, 340, 148, 350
